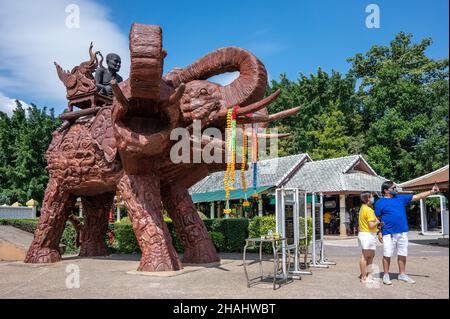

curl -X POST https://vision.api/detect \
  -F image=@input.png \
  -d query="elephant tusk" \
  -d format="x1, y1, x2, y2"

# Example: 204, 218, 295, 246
237, 106, 302, 124
235, 89, 281, 116
190, 134, 226, 149
168, 83, 186, 105
245, 132, 291, 139
267, 106, 302, 122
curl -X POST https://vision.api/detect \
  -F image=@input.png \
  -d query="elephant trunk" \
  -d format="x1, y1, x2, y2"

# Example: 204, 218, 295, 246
128, 23, 164, 105
165, 47, 268, 107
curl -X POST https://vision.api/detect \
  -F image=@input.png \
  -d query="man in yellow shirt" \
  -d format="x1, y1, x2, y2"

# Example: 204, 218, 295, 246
323, 211, 332, 235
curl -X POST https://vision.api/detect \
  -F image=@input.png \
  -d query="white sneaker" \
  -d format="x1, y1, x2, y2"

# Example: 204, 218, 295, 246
383, 274, 392, 285
398, 274, 416, 284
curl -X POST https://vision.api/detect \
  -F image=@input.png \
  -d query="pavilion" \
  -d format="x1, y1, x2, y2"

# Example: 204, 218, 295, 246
189, 154, 390, 236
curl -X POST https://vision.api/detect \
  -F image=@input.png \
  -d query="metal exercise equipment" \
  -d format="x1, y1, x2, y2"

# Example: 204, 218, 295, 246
242, 237, 291, 290
420, 195, 449, 237
309, 192, 335, 268
276, 188, 312, 277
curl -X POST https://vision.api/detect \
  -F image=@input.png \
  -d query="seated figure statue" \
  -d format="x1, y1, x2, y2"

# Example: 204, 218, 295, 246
95, 53, 123, 96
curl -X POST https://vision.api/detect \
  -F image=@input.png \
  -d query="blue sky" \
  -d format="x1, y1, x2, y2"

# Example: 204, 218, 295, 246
0, 0, 448, 115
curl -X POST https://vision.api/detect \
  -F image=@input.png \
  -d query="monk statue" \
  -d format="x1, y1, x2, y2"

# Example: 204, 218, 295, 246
95, 53, 123, 96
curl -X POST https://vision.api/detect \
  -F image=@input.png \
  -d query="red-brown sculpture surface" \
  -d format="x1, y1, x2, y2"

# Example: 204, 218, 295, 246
25, 23, 300, 271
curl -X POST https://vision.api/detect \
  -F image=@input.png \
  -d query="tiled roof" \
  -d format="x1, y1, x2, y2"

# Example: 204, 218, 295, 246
189, 154, 310, 194
283, 155, 388, 193
398, 165, 449, 189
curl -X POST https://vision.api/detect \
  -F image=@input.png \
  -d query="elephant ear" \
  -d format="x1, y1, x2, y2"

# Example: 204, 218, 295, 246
90, 106, 117, 162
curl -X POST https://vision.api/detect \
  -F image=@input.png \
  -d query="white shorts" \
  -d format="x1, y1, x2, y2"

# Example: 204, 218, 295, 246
358, 232, 377, 250
383, 232, 408, 257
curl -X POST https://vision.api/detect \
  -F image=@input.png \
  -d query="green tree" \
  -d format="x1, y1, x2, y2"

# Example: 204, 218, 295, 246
267, 69, 362, 159
0, 102, 60, 204
348, 32, 449, 181
309, 103, 351, 160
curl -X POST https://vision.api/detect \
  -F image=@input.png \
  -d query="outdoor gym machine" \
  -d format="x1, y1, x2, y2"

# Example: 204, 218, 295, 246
276, 187, 312, 278
309, 192, 335, 268
419, 194, 449, 237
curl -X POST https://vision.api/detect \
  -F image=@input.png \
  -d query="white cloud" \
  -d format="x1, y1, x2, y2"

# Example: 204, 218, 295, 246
0, 0, 129, 112
0, 92, 30, 116
209, 72, 240, 86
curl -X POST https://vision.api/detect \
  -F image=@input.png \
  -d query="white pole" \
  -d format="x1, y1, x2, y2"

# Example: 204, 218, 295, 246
420, 199, 427, 234
210, 202, 215, 219
339, 194, 347, 237
281, 188, 286, 276
310, 193, 329, 268
320, 193, 324, 261
258, 195, 263, 217
311, 193, 316, 265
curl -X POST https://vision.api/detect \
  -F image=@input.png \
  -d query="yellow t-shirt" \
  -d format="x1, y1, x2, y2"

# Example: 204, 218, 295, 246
323, 212, 332, 224
359, 204, 377, 233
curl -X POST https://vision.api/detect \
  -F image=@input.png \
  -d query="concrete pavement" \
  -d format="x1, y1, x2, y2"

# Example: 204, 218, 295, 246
0, 231, 447, 299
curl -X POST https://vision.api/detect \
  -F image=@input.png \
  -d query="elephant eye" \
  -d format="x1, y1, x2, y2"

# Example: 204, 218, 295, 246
199, 88, 208, 96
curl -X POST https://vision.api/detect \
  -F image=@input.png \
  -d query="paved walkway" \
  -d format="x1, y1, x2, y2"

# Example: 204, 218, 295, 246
0, 232, 447, 299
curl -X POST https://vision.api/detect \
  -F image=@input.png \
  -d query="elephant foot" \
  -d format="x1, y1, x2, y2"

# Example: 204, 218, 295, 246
161, 184, 220, 265
24, 178, 76, 264
79, 241, 109, 257
79, 193, 114, 258
183, 239, 220, 264
138, 251, 183, 272
24, 247, 61, 263
118, 174, 183, 272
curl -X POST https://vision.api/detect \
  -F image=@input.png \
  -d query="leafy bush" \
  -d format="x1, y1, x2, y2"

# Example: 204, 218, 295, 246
206, 218, 249, 252
0, 218, 38, 233
248, 215, 313, 253
299, 216, 313, 246
208, 231, 225, 251
248, 215, 276, 238
112, 222, 139, 253
60, 224, 80, 254
248, 215, 276, 253
164, 217, 184, 253
1, 218, 81, 254
3, 217, 251, 254
112, 216, 184, 254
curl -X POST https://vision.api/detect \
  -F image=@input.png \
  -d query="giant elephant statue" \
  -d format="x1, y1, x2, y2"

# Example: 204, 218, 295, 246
24, 24, 300, 271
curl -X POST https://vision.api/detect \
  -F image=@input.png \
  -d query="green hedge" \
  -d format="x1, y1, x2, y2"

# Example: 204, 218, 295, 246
112, 217, 231, 253
0, 218, 38, 233
1, 217, 250, 254
0, 218, 81, 254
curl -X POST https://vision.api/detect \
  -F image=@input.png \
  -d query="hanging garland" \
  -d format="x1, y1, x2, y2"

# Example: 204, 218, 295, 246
251, 121, 259, 198
223, 107, 258, 214
242, 127, 250, 208
223, 106, 238, 214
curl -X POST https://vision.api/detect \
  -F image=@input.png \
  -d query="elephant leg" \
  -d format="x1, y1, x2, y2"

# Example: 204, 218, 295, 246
79, 192, 114, 257
25, 178, 76, 263
162, 184, 220, 264
118, 174, 182, 272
